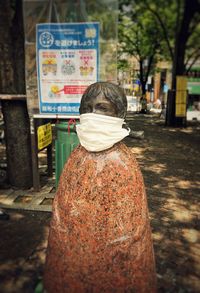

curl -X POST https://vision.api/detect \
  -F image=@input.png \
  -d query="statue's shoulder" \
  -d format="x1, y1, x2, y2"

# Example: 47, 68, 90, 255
118, 142, 135, 157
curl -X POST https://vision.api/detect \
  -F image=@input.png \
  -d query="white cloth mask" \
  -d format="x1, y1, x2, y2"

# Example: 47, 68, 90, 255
76, 113, 130, 152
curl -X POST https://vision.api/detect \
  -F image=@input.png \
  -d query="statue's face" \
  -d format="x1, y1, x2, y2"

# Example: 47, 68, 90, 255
80, 94, 118, 117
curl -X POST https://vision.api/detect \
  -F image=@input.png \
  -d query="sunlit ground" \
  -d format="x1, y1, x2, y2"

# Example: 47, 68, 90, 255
0, 114, 199, 292
126, 114, 200, 292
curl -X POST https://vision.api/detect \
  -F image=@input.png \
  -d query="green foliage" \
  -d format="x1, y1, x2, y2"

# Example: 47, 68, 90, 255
118, 0, 163, 92
117, 58, 130, 71
119, 0, 200, 86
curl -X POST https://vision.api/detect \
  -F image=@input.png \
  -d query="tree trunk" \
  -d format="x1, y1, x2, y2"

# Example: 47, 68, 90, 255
139, 60, 146, 95
168, 0, 199, 126
172, 0, 198, 89
0, 0, 32, 188
2, 100, 32, 188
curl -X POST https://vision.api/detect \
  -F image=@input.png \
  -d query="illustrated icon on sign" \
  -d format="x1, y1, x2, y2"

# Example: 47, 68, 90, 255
61, 60, 75, 75
39, 32, 54, 47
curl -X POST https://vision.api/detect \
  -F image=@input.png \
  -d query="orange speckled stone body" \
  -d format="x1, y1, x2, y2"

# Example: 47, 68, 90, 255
44, 142, 157, 292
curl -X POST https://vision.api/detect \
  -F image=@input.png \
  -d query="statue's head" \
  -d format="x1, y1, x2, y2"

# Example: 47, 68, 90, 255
79, 82, 127, 118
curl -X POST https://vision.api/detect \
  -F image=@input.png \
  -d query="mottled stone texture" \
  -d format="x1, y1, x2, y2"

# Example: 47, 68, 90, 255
44, 143, 157, 292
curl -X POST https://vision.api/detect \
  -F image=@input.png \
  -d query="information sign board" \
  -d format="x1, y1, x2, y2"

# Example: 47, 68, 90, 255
36, 23, 99, 115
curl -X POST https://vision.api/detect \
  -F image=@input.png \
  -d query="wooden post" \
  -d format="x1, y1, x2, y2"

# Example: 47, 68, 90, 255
30, 117, 40, 191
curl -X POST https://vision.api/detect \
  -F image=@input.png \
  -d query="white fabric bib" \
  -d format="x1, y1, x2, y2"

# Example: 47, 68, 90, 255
76, 113, 130, 152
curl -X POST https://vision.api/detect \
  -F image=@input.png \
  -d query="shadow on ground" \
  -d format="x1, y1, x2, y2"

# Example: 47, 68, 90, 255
0, 210, 51, 292
125, 114, 200, 292
0, 114, 199, 292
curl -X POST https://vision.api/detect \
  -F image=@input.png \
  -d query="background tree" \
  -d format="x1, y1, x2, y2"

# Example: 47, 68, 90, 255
119, 2, 163, 95
119, 0, 200, 126
140, 0, 200, 88
0, 0, 32, 188
143, 0, 200, 126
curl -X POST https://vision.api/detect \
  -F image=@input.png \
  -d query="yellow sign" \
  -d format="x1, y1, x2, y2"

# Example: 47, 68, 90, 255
176, 76, 187, 91
176, 76, 187, 117
37, 123, 52, 150
176, 103, 187, 117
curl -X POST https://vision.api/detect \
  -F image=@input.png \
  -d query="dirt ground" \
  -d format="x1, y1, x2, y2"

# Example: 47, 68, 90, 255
0, 114, 199, 293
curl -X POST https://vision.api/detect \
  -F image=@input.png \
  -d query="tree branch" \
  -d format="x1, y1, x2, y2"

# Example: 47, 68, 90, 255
144, 3, 174, 60
144, 43, 158, 84
185, 47, 200, 68
185, 53, 200, 73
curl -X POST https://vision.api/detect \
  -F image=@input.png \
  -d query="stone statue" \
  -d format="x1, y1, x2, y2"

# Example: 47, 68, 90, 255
44, 82, 157, 292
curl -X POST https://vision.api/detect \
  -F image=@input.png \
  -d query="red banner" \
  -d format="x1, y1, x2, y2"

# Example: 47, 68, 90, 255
63, 85, 88, 94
